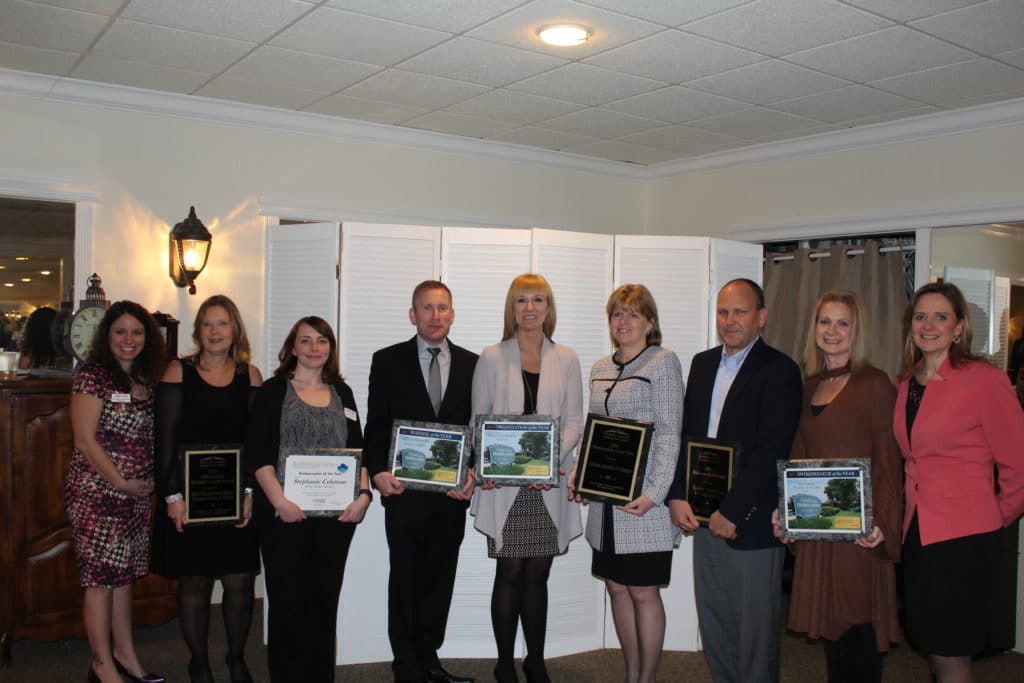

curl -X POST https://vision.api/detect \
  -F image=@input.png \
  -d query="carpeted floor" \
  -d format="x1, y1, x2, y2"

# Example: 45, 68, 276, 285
3, 601, 1021, 682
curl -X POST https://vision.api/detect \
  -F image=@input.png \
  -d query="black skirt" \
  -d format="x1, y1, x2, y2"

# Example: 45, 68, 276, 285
902, 514, 1000, 656
591, 503, 671, 587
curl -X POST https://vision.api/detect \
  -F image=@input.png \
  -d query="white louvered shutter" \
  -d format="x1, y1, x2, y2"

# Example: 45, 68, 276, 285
531, 228, 613, 656
945, 266, 995, 357
264, 222, 340, 373
993, 275, 1011, 369
710, 239, 764, 348
439, 226, 532, 659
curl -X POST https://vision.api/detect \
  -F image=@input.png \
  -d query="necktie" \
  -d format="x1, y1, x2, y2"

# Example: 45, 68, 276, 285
427, 347, 442, 415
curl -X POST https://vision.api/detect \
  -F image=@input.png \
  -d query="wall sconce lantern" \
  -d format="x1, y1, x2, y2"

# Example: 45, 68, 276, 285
169, 206, 211, 295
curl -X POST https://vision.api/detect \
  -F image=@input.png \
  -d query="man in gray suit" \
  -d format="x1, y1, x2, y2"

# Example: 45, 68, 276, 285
667, 279, 802, 683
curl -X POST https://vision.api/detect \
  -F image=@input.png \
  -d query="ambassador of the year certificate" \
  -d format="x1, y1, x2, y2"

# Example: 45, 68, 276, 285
279, 448, 361, 517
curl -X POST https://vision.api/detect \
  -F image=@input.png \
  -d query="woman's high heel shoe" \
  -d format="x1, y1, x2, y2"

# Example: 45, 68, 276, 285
113, 656, 166, 683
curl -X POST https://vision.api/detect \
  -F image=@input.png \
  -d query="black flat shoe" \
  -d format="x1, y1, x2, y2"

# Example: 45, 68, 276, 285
113, 657, 166, 683
426, 665, 475, 683
226, 654, 253, 683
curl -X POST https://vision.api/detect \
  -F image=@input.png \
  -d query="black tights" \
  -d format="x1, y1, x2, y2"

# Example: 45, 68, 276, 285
177, 573, 255, 680
823, 623, 885, 683
491, 556, 554, 674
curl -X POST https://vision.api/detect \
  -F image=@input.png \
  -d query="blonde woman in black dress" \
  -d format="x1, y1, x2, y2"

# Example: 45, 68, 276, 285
154, 295, 262, 683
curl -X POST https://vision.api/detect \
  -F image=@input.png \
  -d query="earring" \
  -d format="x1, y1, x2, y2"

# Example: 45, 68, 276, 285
953, 334, 961, 344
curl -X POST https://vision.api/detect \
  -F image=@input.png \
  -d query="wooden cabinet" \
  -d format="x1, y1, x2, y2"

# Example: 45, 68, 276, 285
0, 376, 176, 664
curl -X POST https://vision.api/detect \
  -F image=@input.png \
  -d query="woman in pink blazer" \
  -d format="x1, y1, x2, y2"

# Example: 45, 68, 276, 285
894, 282, 1024, 682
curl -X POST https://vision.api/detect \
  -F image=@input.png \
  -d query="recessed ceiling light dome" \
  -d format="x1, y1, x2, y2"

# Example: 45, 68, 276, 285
538, 24, 590, 47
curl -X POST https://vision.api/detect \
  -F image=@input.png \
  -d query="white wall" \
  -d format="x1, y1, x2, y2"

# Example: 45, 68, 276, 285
932, 225, 1024, 282
0, 93, 645, 366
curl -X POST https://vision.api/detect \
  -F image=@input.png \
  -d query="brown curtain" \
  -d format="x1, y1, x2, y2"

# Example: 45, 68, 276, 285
763, 241, 907, 380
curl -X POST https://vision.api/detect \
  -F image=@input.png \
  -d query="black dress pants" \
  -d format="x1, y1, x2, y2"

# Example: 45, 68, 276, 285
258, 511, 357, 683
384, 491, 467, 682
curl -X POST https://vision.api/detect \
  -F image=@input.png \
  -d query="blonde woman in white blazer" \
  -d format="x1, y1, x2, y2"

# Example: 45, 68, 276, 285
470, 274, 584, 683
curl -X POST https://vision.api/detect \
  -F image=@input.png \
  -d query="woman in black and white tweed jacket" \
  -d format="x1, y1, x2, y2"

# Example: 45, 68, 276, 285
578, 284, 683, 683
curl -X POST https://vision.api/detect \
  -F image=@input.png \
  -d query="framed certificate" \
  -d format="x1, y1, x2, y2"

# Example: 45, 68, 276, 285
389, 421, 471, 493
683, 438, 736, 524
573, 414, 652, 505
278, 448, 362, 516
181, 444, 243, 525
475, 415, 560, 487
777, 459, 873, 541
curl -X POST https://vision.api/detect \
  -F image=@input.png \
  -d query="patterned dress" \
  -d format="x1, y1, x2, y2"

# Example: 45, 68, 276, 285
64, 363, 154, 587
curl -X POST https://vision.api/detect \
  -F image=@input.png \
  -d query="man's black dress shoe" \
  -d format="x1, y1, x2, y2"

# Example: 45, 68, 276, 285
425, 665, 475, 683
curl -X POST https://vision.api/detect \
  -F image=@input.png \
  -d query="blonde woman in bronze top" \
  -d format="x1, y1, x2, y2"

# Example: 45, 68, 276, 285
773, 290, 902, 683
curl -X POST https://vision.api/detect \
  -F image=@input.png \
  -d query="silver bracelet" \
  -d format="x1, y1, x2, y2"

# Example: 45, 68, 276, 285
164, 493, 183, 503
244, 487, 254, 496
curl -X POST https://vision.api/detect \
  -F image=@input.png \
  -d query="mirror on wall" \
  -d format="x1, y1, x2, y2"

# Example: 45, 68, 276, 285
0, 197, 75, 357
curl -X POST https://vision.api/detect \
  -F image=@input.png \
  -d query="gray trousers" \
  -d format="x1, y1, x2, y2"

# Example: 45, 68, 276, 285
693, 528, 785, 683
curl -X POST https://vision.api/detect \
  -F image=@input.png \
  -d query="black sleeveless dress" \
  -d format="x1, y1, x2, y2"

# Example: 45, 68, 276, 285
151, 360, 260, 576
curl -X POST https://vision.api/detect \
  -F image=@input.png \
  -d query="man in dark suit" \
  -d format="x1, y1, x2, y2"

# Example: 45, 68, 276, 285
364, 280, 478, 683
667, 278, 802, 683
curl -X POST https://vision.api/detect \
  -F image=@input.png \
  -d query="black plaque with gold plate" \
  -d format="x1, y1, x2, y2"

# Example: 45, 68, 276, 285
573, 413, 653, 505
180, 443, 244, 525
683, 437, 736, 524
64, 273, 109, 363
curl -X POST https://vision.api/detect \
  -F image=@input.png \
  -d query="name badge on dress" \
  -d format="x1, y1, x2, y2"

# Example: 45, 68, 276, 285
111, 392, 132, 403
344, 407, 357, 422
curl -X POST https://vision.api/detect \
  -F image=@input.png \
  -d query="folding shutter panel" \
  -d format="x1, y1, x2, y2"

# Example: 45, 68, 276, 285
613, 235, 709, 651
439, 226, 532, 659
945, 266, 995, 356
993, 276, 1011, 369
339, 222, 441, 419
531, 228, 613, 656
710, 239, 764, 348
264, 222, 340, 375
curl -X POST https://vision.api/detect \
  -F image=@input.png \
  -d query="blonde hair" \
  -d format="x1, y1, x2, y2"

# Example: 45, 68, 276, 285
605, 284, 662, 347
502, 273, 556, 340
801, 289, 869, 378
188, 294, 252, 367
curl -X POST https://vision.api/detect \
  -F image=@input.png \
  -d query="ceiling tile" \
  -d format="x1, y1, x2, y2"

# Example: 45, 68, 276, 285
841, 0, 986, 23
401, 111, 520, 138
911, 0, 1024, 57
687, 107, 827, 139
488, 126, 600, 150
584, 28, 763, 83
574, 0, 751, 27
869, 58, 1024, 106
121, 0, 312, 43
508, 62, 665, 105
304, 94, 429, 124
618, 124, 743, 154
444, 89, 585, 124
0, 40, 79, 75
72, 55, 211, 93
325, 0, 526, 33
93, 20, 254, 73
771, 84, 927, 123
195, 76, 326, 108
466, 0, 662, 60
602, 86, 750, 123
0, 0, 109, 52
222, 46, 379, 92
686, 59, 849, 105
785, 26, 974, 83
998, 47, 1024, 69
272, 6, 449, 65
398, 37, 566, 87
536, 108, 667, 139
560, 139, 679, 164
682, 0, 891, 57
341, 69, 490, 109
29, 0, 124, 15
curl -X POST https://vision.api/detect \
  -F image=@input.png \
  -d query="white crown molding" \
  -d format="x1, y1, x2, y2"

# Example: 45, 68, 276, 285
0, 68, 646, 180
731, 200, 1024, 242
647, 97, 1024, 179
4, 69, 1024, 183
0, 169, 101, 203
258, 195, 594, 232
